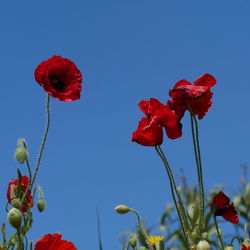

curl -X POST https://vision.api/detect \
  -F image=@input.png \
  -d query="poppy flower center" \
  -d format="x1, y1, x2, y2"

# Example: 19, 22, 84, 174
49, 75, 65, 92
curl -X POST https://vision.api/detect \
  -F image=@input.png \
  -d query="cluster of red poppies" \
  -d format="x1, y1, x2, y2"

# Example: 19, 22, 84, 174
132, 73, 216, 146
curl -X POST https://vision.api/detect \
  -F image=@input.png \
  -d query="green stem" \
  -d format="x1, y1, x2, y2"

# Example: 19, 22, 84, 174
213, 215, 224, 249
230, 235, 242, 246
129, 209, 154, 250
193, 115, 204, 210
20, 159, 33, 208
17, 228, 23, 250
30, 94, 51, 191
155, 145, 189, 249
190, 113, 204, 240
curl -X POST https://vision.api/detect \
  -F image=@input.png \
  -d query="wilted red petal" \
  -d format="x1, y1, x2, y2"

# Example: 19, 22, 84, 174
154, 105, 182, 139
186, 90, 213, 119
222, 204, 239, 224
164, 122, 182, 139
193, 73, 216, 88
138, 98, 165, 116
172, 79, 191, 89
168, 74, 216, 119
211, 191, 230, 210
132, 117, 163, 146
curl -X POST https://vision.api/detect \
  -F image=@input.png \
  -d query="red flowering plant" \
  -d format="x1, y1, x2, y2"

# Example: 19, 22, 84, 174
129, 74, 217, 248
0, 56, 81, 250
115, 73, 249, 250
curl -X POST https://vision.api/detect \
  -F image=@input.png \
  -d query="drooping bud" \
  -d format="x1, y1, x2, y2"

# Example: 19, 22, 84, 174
11, 199, 21, 209
224, 245, 234, 250
37, 199, 46, 212
114, 205, 130, 214
128, 235, 137, 247
8, 208, 22, 228
15, 146, 27, 164
196, 240, 211, 250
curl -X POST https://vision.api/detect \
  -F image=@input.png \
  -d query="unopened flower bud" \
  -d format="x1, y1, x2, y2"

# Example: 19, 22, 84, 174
114, 205, 130, 214
129, 235, 137, 247
224, 245, 234, 250
8, 208, 22, 229
197, 240, 211, 250
139, 247, 146, 250
37, 199, 46, 212
11, 199, 21, 209
15, 146, 27, 164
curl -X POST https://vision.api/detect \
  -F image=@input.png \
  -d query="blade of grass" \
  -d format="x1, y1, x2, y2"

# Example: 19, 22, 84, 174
97, 208, 103, 250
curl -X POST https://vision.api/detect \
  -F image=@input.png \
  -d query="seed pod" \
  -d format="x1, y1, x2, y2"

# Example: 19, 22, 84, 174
224, 245, 234, 250
128, 235, 137, 247
197, 240, 211, 250
15, 146, 27, 164
8, 208, 22, 229
11, 199, 21, 209
37, 199, 46, 212
114, 205, 130, 214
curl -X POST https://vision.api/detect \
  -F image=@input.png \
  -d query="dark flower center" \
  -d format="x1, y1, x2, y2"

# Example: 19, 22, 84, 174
49, 75, 65, 92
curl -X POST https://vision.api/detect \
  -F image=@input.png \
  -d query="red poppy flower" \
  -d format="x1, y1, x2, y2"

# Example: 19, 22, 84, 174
35, 55, 82, 102
211, 191, 239, 224
242, 244, 250, 250
7, 176, 33, 212
35, 233, 77, 250
132, 98, 182, 146
168, 73, 216, 119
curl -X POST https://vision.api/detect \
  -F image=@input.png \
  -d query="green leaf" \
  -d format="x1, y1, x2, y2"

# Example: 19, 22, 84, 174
16, 168, 23, 196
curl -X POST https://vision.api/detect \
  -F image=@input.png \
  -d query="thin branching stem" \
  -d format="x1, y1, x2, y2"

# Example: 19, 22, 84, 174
30, 94, 51, 190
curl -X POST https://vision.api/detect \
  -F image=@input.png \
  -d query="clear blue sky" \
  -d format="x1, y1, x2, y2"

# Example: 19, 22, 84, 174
0, 0, 250, 249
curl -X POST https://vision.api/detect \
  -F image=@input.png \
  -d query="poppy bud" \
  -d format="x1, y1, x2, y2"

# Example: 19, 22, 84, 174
224, 245, 234, 250
114, 205, 130, 214
11, 199, 21, 209
37, 199, 46, 212
196, 240, 211, 250
139, 247, 146, 250
15, 146, 27, 164
128, 235, 137, 247
8, 208, 22, 229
